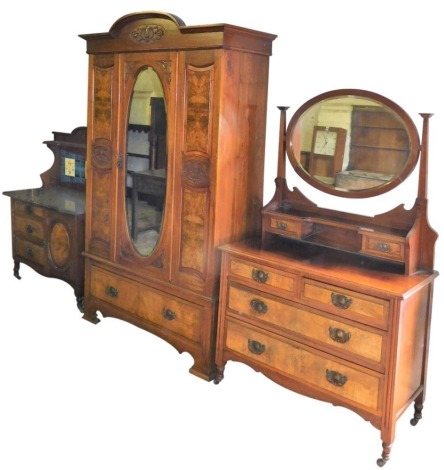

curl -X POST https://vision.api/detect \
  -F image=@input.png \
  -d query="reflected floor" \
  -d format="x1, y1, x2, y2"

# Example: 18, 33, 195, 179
126, 199, 162, 255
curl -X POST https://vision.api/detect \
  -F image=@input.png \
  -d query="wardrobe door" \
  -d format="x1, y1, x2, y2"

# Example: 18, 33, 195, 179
115, 53, 176, 280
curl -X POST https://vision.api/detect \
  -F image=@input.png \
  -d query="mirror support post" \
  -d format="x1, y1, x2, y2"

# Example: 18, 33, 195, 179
277, 107, 289, 179
418, 113, 433, 200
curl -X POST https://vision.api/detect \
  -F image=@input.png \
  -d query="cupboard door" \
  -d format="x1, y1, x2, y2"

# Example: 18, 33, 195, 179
115, 54, 175, 276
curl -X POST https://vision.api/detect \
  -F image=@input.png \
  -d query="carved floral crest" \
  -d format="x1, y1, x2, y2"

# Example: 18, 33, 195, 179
131, 24, 165, 43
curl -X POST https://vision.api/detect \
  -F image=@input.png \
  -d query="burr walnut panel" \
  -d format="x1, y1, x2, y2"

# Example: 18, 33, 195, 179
49, 222, 70, 268
185, 65, 213, 154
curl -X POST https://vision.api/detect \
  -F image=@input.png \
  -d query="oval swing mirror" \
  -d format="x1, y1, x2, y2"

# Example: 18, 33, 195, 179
126, 66, 167, 255
286, 89, 420, 198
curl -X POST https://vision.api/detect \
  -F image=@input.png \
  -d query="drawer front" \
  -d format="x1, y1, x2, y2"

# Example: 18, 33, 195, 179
360, 233, 405, 262
90, 267, 202, 342
14, 237, 46, 266
13, 215, 45, 240
225, 319, 382, 411
228, 284, 384, 364
13, 200, 44, 218
301, 279, 389, 329
267, 215, 313, 238
229, 258, 296, 294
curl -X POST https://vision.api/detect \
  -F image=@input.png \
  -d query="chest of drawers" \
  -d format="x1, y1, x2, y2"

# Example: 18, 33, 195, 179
4, 188, 85, 310
215, 239, 437, 465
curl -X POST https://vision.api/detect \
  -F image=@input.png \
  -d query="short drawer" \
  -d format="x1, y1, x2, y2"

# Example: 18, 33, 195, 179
90, 267, 202, 343
14, 237, 46, 266
266, 214, 313, 238
225, 319, 382, 411
13, 200, 44, 218
360, 231, 405, 262
13, 215, 45, 240
301, 279, 389, 329
227, 284, 384, 365
228, 257, 297, 295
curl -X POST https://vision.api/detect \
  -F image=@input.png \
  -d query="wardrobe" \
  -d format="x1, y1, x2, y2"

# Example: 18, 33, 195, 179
80, 12, 276, 380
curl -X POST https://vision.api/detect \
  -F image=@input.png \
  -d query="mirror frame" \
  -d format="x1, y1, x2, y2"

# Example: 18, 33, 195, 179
285, 89, 421, 198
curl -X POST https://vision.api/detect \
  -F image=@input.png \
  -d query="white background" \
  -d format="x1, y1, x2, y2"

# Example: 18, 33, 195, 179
0, 1, 442, 469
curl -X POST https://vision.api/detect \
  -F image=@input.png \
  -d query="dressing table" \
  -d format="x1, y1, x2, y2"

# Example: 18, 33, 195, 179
214, 90, 438, 466
3, 127, 86, 310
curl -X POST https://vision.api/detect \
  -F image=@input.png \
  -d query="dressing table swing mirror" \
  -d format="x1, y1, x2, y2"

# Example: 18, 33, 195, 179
214, 89, 438, 466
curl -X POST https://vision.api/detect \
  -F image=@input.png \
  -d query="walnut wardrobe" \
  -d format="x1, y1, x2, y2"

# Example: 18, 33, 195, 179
80, 12, 276, 380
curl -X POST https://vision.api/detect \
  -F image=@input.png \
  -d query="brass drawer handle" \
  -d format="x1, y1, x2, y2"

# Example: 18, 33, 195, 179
25, 205, 34, 215
25, 247, 35, 258
163, 308, 176, 321
326, 369, 348, 387
277, 221, 287, 230
331, 292, 353, 309
248, 339, 266, 355
329, 326, 351, 344
377, 242, 391, 252
250, 298, 268, 314
252, 268, 269, 284
25, 224, 34, 234
105, 285, 119, 298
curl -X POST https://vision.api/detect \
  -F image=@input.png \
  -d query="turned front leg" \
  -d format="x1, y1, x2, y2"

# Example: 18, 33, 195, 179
410, 397, 424, 426
377, 441, 392, 467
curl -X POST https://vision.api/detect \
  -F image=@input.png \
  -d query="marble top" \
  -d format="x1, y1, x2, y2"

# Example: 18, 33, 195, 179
3, 186, 85, 215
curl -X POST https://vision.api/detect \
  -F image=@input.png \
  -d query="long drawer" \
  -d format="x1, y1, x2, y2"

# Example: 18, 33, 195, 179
90, 267, 202, 343
227, 283, 385, 367
225, 318, 383, 412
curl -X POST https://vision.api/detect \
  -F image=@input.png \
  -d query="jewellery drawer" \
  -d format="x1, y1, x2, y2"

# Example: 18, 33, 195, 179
90, 267, 202, 342
14, 237, 45, 266
301, 278, 389, 329
12, 200, 44, 218
264, 213, 313, 238
359, 231, 405, 262
228, 256, 297, 295
13, 215, 45, 240
227, 283, 384, 365
224, 319, 382, 411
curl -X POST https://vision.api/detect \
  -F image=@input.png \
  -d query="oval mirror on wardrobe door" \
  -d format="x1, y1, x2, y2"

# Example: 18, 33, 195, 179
125, 66, 167, 256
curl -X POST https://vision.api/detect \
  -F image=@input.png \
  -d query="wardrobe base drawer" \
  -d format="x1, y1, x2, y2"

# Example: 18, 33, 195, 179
90, 267, 203, 343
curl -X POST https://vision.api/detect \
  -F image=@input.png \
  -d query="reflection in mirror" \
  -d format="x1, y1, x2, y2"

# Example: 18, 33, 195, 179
287, 93, 416, 196
126, 67, 167, 256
